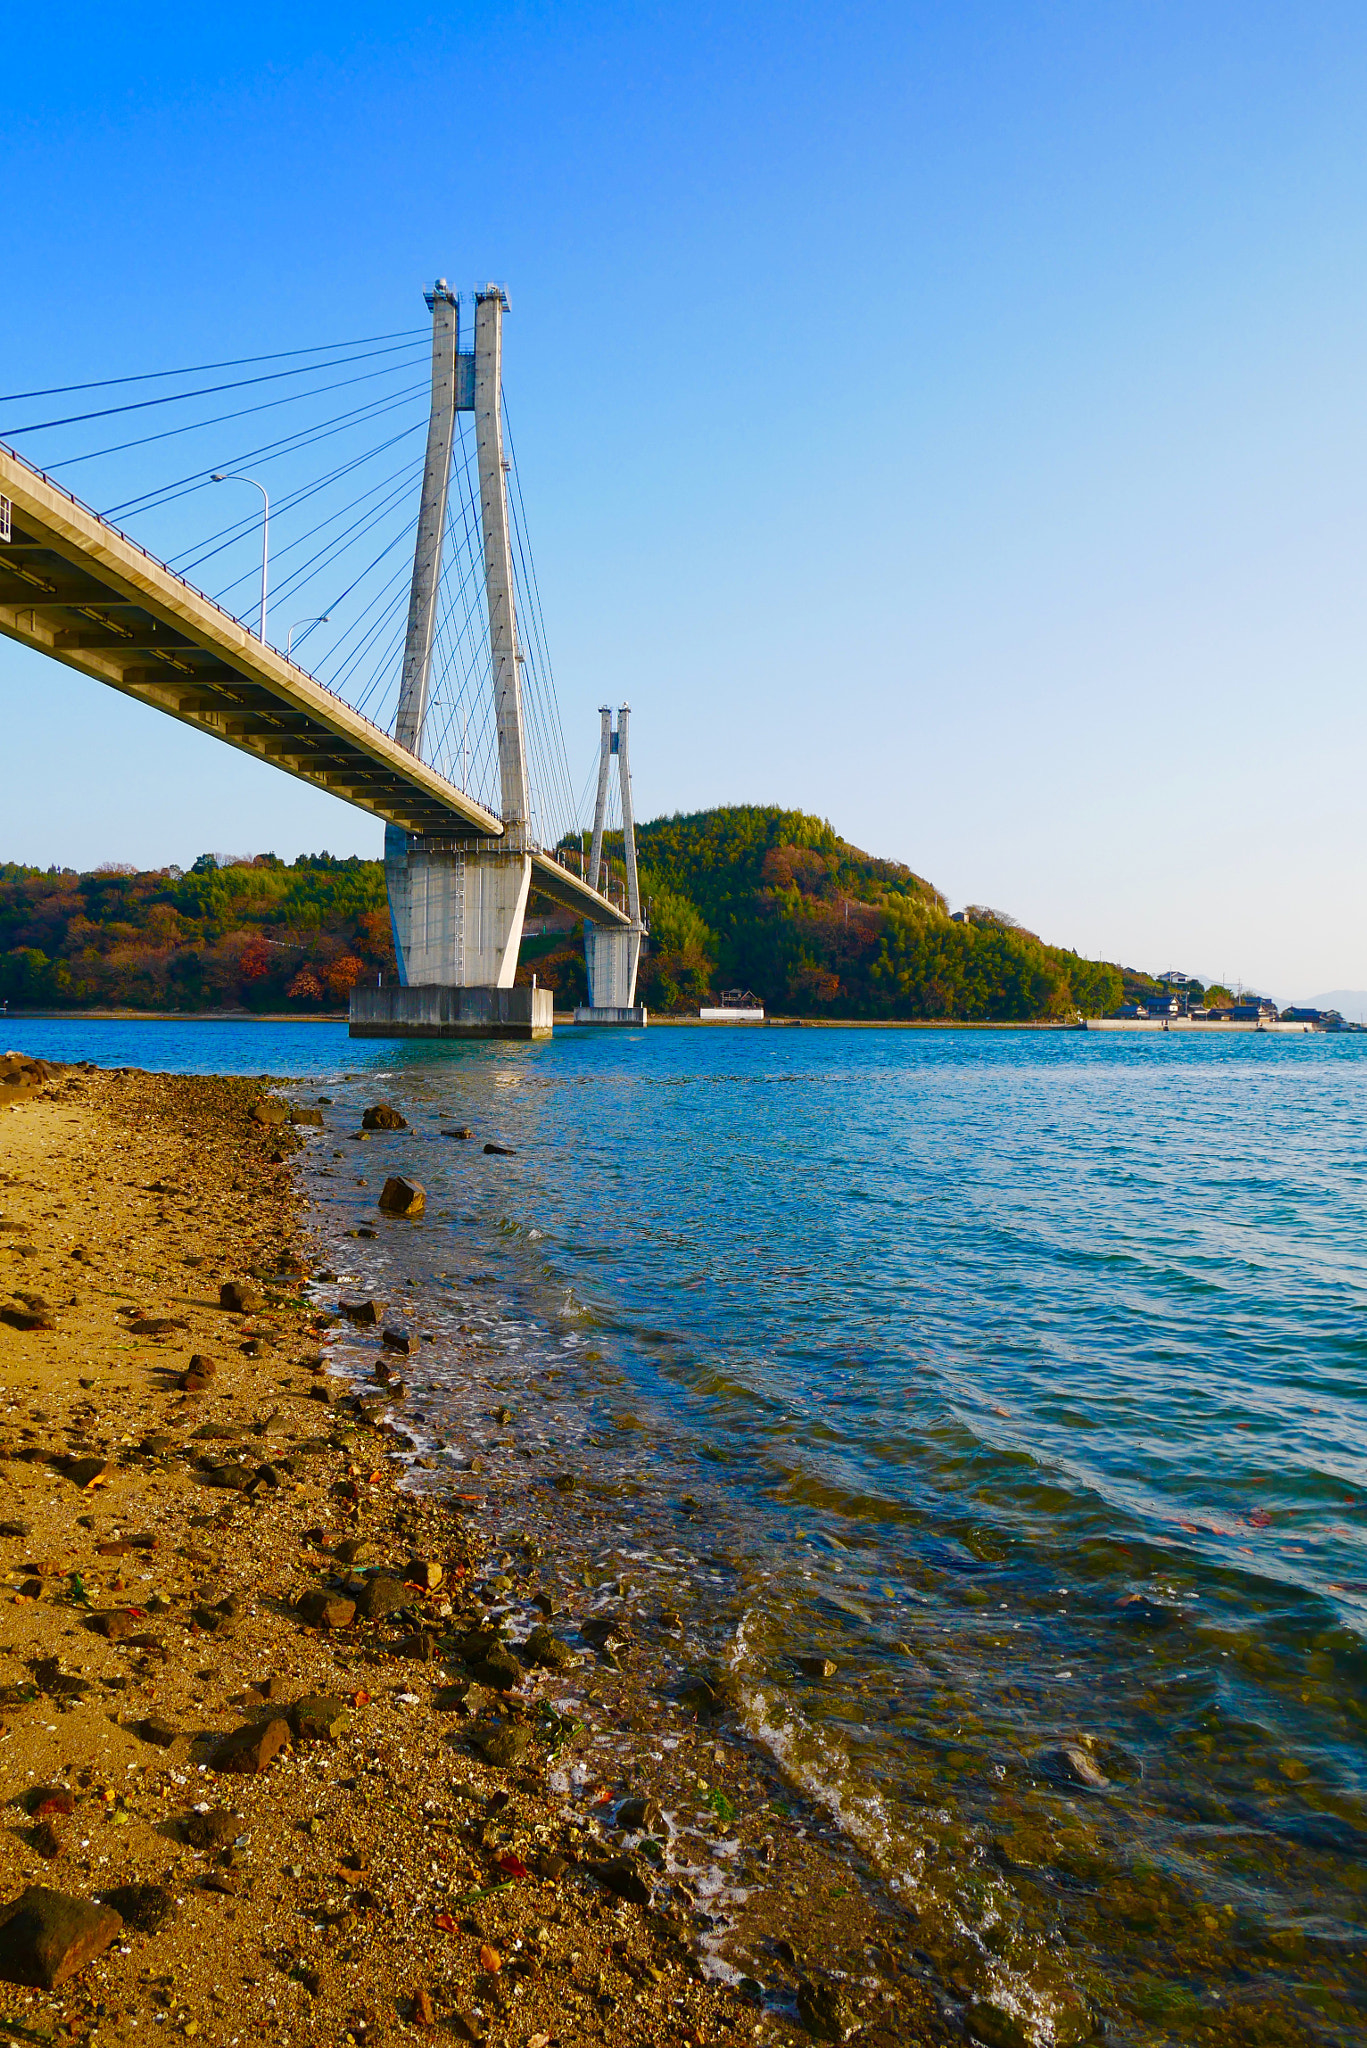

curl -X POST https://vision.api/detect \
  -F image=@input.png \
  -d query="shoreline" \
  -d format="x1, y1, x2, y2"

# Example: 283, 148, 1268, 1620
0, 1059, 944, 2048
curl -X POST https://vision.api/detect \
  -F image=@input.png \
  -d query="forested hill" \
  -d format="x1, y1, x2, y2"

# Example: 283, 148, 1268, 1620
0, 807, 1133, 1019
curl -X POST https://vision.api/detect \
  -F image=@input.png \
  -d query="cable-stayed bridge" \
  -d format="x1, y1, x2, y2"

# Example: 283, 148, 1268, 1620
0, 284, 645, 1036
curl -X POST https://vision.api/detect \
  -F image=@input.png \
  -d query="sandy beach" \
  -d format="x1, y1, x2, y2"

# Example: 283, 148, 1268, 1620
0, 1058, 938, 2048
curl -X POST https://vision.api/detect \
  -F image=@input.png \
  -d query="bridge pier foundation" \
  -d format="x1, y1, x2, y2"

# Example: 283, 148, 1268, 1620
356, 826, 542, 1039
349, 983, 552, 1040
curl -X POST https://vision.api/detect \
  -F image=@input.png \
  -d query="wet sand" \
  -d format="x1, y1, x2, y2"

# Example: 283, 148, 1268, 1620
0, 1060, 945, 2048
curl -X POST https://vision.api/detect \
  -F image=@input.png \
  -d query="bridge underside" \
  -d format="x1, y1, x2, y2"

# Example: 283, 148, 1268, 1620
0, 445, 626, 929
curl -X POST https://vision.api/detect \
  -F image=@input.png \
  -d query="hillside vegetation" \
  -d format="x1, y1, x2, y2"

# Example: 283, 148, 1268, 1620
0, 807, 1128, 1020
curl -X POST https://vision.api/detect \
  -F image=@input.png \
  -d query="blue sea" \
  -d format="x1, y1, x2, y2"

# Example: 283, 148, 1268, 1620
8, 1018, 1366, 2041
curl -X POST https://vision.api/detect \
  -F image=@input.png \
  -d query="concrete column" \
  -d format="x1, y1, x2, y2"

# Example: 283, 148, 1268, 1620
474, 289, 531, 830
617, 702, 640, 922
588, 705, 612, 894
394, 283, 459, 757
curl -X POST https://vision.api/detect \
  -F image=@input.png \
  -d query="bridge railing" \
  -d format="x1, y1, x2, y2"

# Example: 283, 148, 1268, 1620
0, 437, 418, 759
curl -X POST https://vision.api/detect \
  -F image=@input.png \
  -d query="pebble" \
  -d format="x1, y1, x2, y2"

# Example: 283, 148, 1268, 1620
219, 1279, 265, 1313
1040, 1742, 1110, 1790
361, 1103, 408, 1130
353, 1573, 406, 1621
587, 1857, 651, 1907
100, 1884, 176, 1935
524, 1626, 573, 1671
470, 1724, 530, 1767
91, 1609, 139, 1640
297, 1591, 357, 1630
212, 1717, 291, 1773
183, 1809, 238, 1852
291, 1694, 352, 1742
339, 1297, 385, 1326
378, 1177, 425, 1219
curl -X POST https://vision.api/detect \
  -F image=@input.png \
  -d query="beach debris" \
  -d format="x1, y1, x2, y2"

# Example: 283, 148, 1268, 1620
361, 1102, 408, 1130
378, 1176, 425, 1219
0, 1888, 122, 1988
219, 1279, 265, 1313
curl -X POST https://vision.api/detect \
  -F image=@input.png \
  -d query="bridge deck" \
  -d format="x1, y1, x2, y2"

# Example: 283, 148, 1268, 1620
0, 444, 627, 927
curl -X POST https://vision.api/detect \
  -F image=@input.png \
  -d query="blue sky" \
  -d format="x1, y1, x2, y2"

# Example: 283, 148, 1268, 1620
3, 2, 1367, 997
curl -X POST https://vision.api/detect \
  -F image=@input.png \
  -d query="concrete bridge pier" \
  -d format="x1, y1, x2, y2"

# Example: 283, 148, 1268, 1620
350, 279, 550, 1042
363, 824, 549, 1038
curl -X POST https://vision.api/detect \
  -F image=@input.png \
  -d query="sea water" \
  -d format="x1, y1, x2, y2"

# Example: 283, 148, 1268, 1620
9, 1019, 1367, 2040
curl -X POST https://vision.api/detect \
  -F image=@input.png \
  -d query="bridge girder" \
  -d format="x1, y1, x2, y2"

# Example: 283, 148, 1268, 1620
0, 443, 628, 928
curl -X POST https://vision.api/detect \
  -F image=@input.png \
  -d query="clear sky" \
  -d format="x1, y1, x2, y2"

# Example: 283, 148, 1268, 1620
3, 2, 1366, 1000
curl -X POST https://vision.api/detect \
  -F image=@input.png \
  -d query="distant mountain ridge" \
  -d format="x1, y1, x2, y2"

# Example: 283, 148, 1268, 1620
1300, 990, 1367, 1020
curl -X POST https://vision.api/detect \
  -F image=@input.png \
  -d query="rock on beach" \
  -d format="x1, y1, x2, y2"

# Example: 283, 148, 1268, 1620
0, 1888, 123, 1988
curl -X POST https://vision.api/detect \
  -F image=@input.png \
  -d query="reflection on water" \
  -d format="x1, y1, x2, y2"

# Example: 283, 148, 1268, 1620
10, 1019, 1367, 2041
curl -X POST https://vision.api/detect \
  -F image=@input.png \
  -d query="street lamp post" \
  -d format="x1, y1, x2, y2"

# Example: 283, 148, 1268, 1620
286, 614, 330, 661
211, 472, 270, 641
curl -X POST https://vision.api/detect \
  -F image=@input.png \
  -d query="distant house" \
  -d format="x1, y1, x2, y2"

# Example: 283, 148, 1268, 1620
1208, 999, 1278, 1022
1145, 994, 1183, 1017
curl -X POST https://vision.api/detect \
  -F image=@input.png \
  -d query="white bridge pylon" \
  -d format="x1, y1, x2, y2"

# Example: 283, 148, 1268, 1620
385, 281, 535, 992
581, 703, 647, 1019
